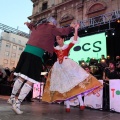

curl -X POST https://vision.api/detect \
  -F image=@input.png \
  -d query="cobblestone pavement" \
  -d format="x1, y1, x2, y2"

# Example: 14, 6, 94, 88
0, 96, 120, 120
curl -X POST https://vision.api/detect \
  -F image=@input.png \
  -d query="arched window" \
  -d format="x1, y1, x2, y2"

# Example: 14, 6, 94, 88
59, 14, 74, 26
86, 2, 107, 18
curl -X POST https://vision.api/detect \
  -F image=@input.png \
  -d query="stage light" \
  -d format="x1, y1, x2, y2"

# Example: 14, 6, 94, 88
105, 31, 108, 37
111, 30, 115, 36
82, 62, 85, 65
112, 32, 115, 36
85, 29, 87, 33
117, 19, 120, 23
84, 28, 88, 33
101, 59, 105, 63
81, 62, 86, 66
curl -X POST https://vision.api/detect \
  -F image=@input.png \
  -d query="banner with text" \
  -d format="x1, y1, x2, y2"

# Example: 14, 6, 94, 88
33, 82, 44, 99
110, 80, 120, 113
65, 32, 107, 63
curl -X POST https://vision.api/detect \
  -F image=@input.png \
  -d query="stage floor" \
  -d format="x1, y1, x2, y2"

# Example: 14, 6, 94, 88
0, 96, 120, 120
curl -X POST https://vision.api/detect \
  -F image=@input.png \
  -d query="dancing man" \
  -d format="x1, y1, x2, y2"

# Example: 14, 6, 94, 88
7, 16, 76, 114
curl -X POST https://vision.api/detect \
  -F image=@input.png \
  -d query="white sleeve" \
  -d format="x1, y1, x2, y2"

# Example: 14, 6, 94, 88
70, 36, 80, 44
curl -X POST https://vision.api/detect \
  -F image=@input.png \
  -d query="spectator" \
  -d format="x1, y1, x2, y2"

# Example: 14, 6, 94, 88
106, 55, 111, 65
101, 54, 106, 61
7, 67, 16, 86
103, 61, 120, 80
0, 66, 7, 83
83, 66, 93, 74
115, 56, 120, 74
4, 67, 11, 78
0, 68, 3, 82
115, 56, 120, 63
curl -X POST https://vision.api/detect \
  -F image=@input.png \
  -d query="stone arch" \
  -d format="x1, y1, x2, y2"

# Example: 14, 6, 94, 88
59, 14, 74, 25
86, 1, 107, 15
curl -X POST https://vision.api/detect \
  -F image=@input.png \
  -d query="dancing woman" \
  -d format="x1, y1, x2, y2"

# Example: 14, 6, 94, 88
42, 24, 102, 112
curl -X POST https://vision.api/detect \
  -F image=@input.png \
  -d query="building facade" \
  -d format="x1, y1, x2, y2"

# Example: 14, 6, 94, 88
27, 0, 120, 61
28, 0, 120, 27
0, 32, 28, 69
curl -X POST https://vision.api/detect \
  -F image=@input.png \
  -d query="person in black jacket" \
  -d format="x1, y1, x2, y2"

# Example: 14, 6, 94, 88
103, 61, 120, 80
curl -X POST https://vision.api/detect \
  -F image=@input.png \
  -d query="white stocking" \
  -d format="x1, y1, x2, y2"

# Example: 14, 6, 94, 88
16, 83, 32, 108
64, 100, 70, 108
10, 78, 23, 98
77, 94, 84, 106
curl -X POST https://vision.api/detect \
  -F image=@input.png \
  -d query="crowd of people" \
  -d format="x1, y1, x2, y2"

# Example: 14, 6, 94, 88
80, 55, 120, 80
0, 66, 35, 102
43, 54, 120, 81
0, 66, 15, 86
0, 55, 120, 87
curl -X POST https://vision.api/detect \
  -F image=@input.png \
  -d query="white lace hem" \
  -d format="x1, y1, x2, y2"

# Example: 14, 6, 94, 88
14, 72, 39, 84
